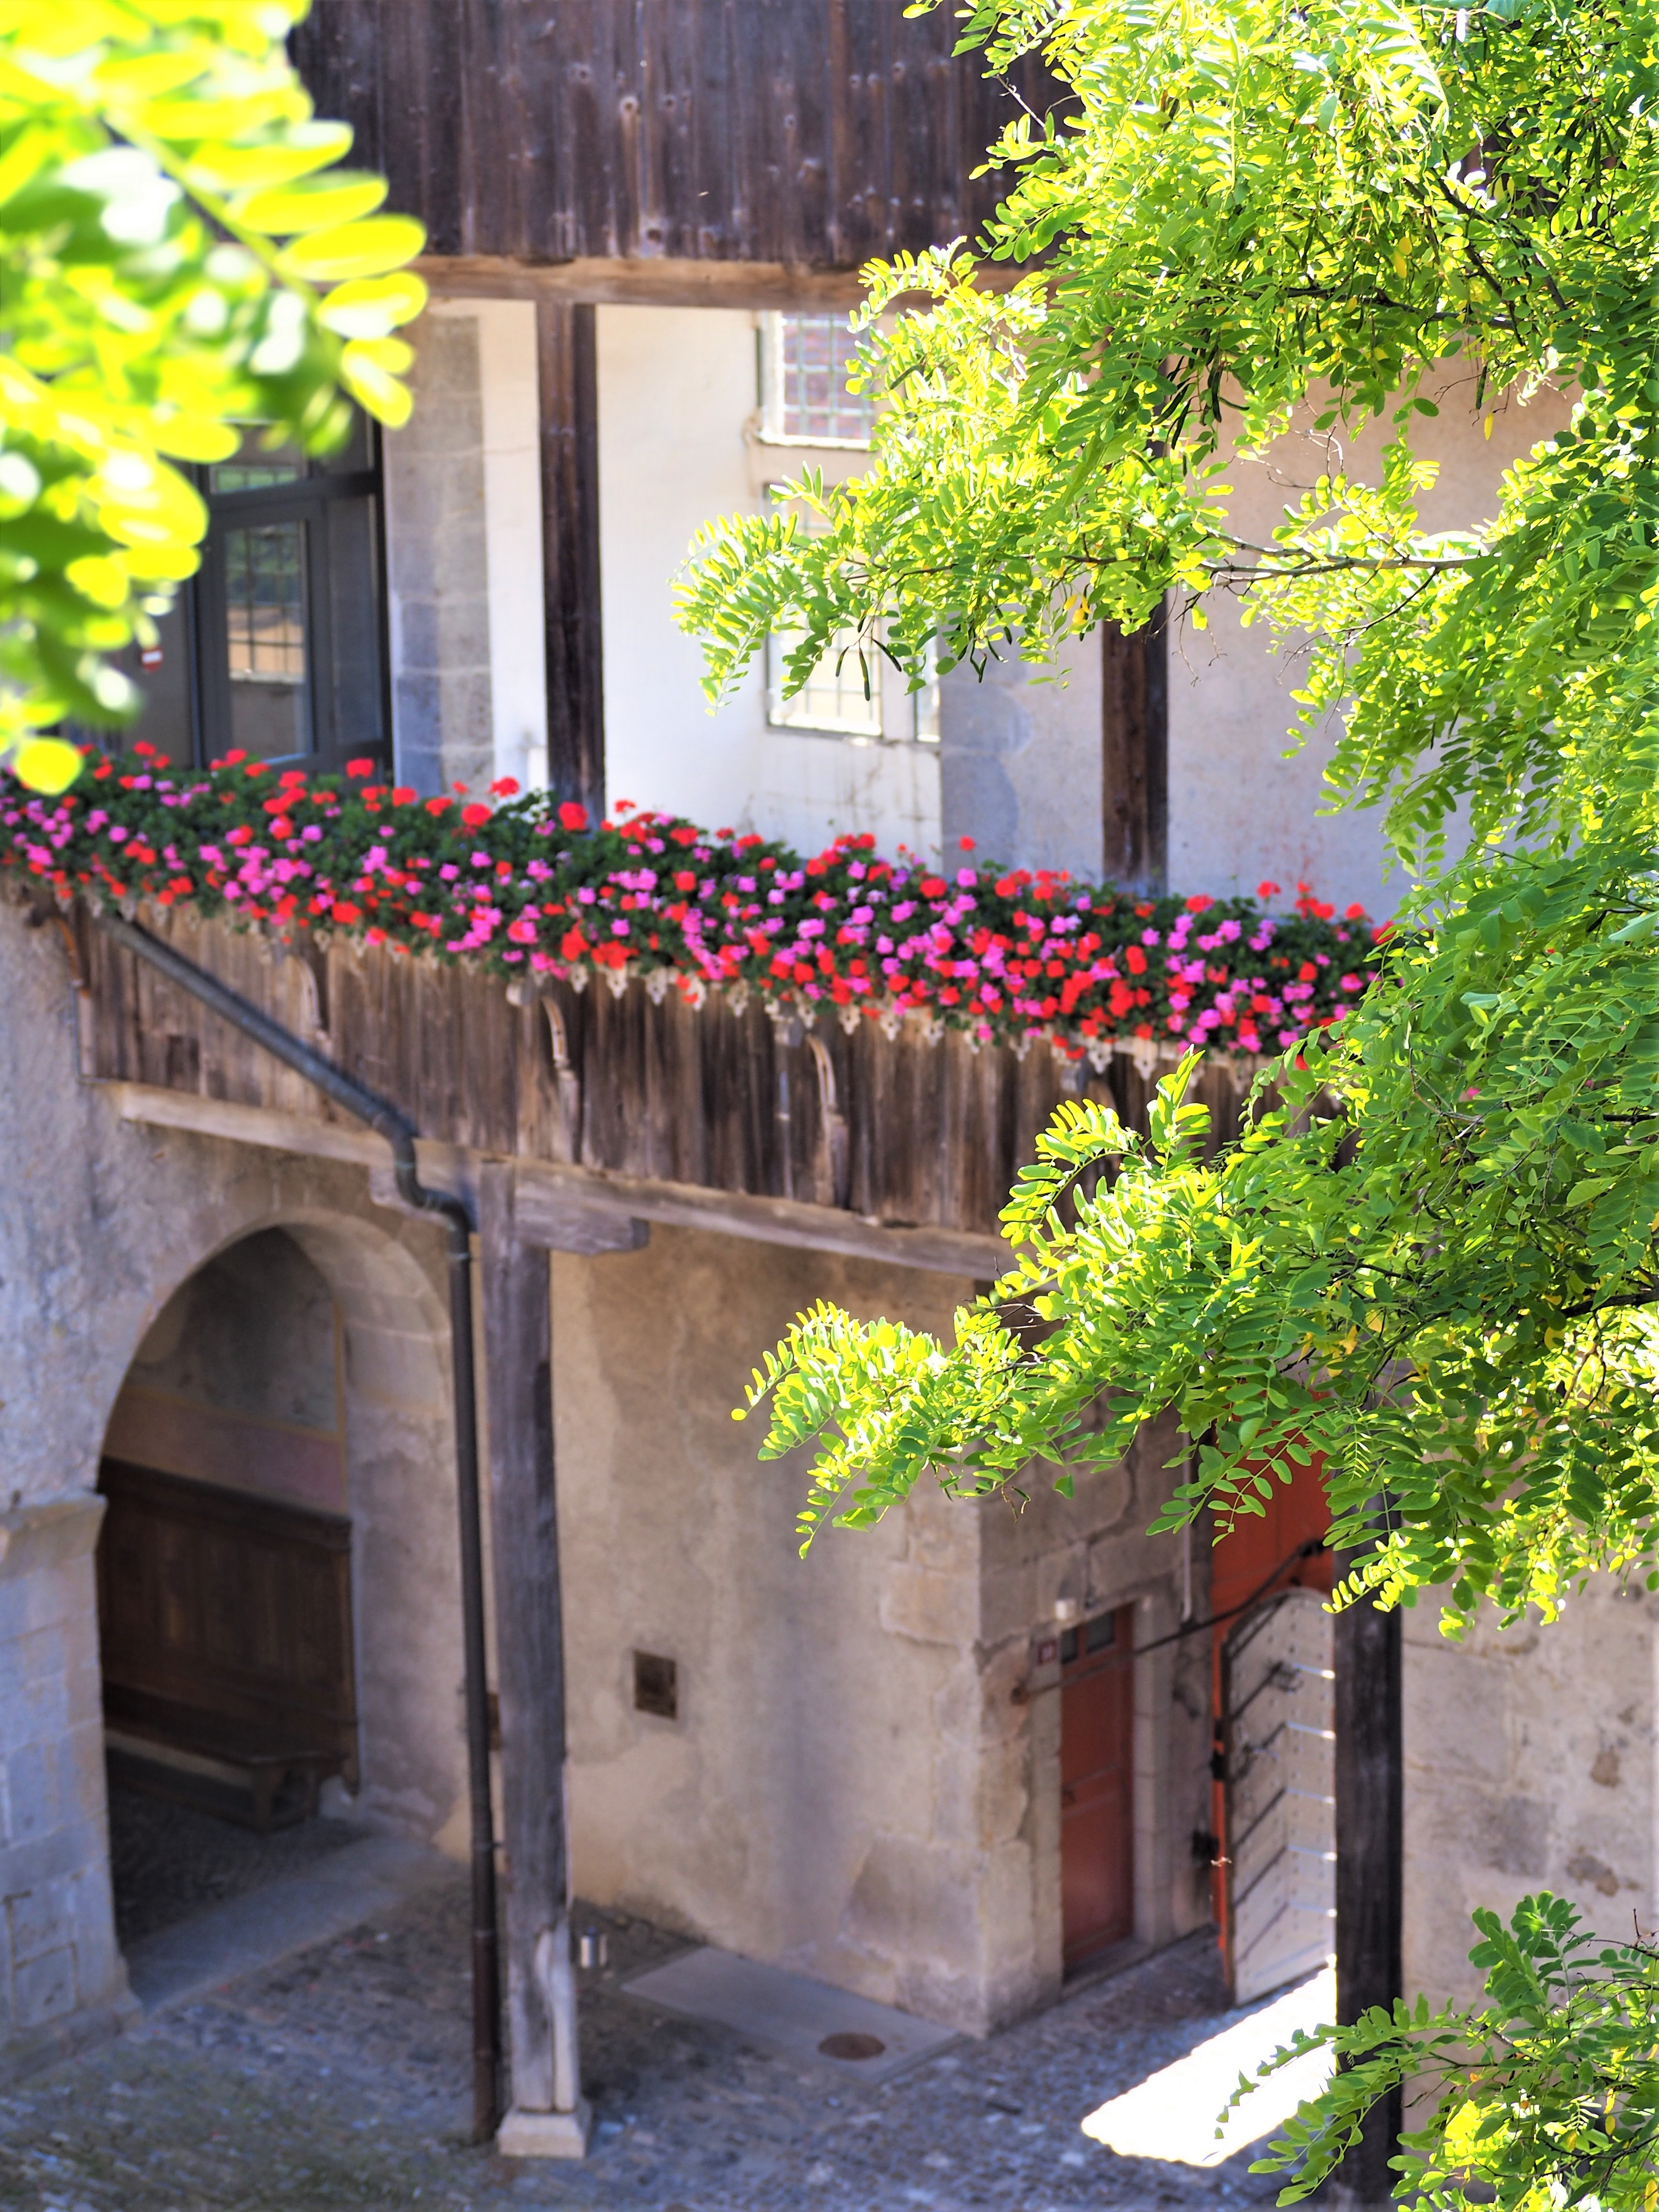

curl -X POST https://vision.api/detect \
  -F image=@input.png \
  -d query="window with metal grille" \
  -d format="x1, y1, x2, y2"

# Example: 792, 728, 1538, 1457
107, 415, 390, 778
758, 312, 879, 447
762, 486, 939, 744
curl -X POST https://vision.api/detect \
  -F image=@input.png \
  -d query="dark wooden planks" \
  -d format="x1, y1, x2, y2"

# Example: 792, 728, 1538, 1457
1333, 1569, 1404, 2204
1101, 613, 1169, 893
79, 910, 1251, 1239
479, 1168, 577, 2116
290, 0, 1059, 270
538, 300, 606, 817
97, 1458, 357, 1782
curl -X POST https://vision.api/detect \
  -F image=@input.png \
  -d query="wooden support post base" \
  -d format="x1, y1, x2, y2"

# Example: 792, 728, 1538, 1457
497, 2102, 592, 2160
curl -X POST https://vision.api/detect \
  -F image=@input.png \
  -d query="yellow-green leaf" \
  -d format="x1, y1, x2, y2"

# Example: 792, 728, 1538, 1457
65, 554, 129, 609
147, 411, 242, 462
12, 737, 84, 794
316, 271, 428, 337
339, 346, 413, 427
181, 121, 354, 192
235, 169, 389, 236
277, 214, 427, 283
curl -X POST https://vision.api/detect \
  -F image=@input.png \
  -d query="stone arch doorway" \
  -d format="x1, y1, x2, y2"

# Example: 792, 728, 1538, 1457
94, 1209, 467, 1950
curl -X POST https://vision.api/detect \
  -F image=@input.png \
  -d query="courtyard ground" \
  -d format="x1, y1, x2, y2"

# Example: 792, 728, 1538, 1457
0, 1835, 1309, 2212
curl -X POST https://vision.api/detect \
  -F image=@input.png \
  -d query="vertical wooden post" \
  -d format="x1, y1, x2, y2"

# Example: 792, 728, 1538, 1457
479, 1165, 590, 2159
1332, 1574, 1403, 2209
1101, 610, 1168, 891
536, 299, 605, 820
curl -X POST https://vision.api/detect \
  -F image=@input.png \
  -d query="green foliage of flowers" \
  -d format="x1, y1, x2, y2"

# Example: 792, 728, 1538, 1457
0, 746, 1371, 1056
1231, 1892, 1659, 2207
692, 5, 1659, 2194
0, 0, 425, 788
703, 5, 1659, 1622
752, 827, 1659, 1620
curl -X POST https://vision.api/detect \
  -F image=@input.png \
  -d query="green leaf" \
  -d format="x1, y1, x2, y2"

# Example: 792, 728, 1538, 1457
235, 169, 389, 235
276, 213, 427, 281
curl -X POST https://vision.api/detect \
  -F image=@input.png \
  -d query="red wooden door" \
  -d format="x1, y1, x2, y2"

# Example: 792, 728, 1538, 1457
1060, 1603, 1134, 1968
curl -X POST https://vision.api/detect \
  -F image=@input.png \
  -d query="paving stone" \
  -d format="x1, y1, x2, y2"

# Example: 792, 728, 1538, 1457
0, 1869, 1302, 2210
107, 1783, 364, 1948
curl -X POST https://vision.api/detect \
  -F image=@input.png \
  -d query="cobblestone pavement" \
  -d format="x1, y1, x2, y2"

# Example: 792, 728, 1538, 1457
0, 1873, 1295, 2212
107, 1785, 364, 1947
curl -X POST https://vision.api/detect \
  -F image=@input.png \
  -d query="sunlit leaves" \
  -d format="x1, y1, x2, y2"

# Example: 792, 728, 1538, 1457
1239, 1892, 1659, 2207
706, 8, 1659, 2196
0, 0, 426, 783
712, 1, 1659, 1634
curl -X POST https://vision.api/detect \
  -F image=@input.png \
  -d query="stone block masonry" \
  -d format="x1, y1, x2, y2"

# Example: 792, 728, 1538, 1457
383, 309, 495, 801
0, 1495, 138, 2084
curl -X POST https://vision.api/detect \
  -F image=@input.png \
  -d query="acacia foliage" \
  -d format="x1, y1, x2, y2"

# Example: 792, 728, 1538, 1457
699, 0, 1659, 1637
0, 0, 426, 790
1232, 1892, 1659, 2207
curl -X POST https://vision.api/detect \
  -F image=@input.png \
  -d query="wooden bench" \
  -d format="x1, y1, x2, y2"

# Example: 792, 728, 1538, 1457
98, 1459, 358, 1834
104, 1687, 348, 1833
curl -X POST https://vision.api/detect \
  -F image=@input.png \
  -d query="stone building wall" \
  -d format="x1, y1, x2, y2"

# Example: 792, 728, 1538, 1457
0, 897, 1212, 2075
0, 904, 471, 2079
1403, 1580, 1657, 2013
382, 311, 494, 799
551, 1228, 1213, 2036
0, 1496, 135, 2077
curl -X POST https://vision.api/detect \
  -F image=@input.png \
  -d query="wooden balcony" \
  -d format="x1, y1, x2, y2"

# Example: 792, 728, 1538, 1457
71, 907, 1251, 1274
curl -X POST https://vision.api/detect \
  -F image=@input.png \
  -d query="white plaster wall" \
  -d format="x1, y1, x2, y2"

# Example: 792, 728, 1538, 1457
553, 1224, 1087, 2034
939, 634, 1104, 881
469, 299, 550, 794
1166, 376, 1576, 916
595, 303, 942, 859
551, 1226, 1209, 2034
1403, 1579, 1656, 2014
552, 1226, 999, 2028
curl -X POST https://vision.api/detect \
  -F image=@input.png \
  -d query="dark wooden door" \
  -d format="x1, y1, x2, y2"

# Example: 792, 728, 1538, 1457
1060, 1604, 1134, 1968
97, 1458, 358, 1783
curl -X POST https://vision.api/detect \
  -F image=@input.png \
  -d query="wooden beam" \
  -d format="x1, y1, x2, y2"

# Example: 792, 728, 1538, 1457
1101, 611, 1169, 893
537, 300, 605, 817
420, 254, 872, 311
106, 1084, 1001, 1275
1332, 1574, 1403, 2209
479, 1167, 588, 2155
508, 1159, 998, 1277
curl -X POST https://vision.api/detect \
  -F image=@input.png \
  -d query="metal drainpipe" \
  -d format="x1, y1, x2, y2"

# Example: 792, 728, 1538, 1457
97, 913, 502, 2143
